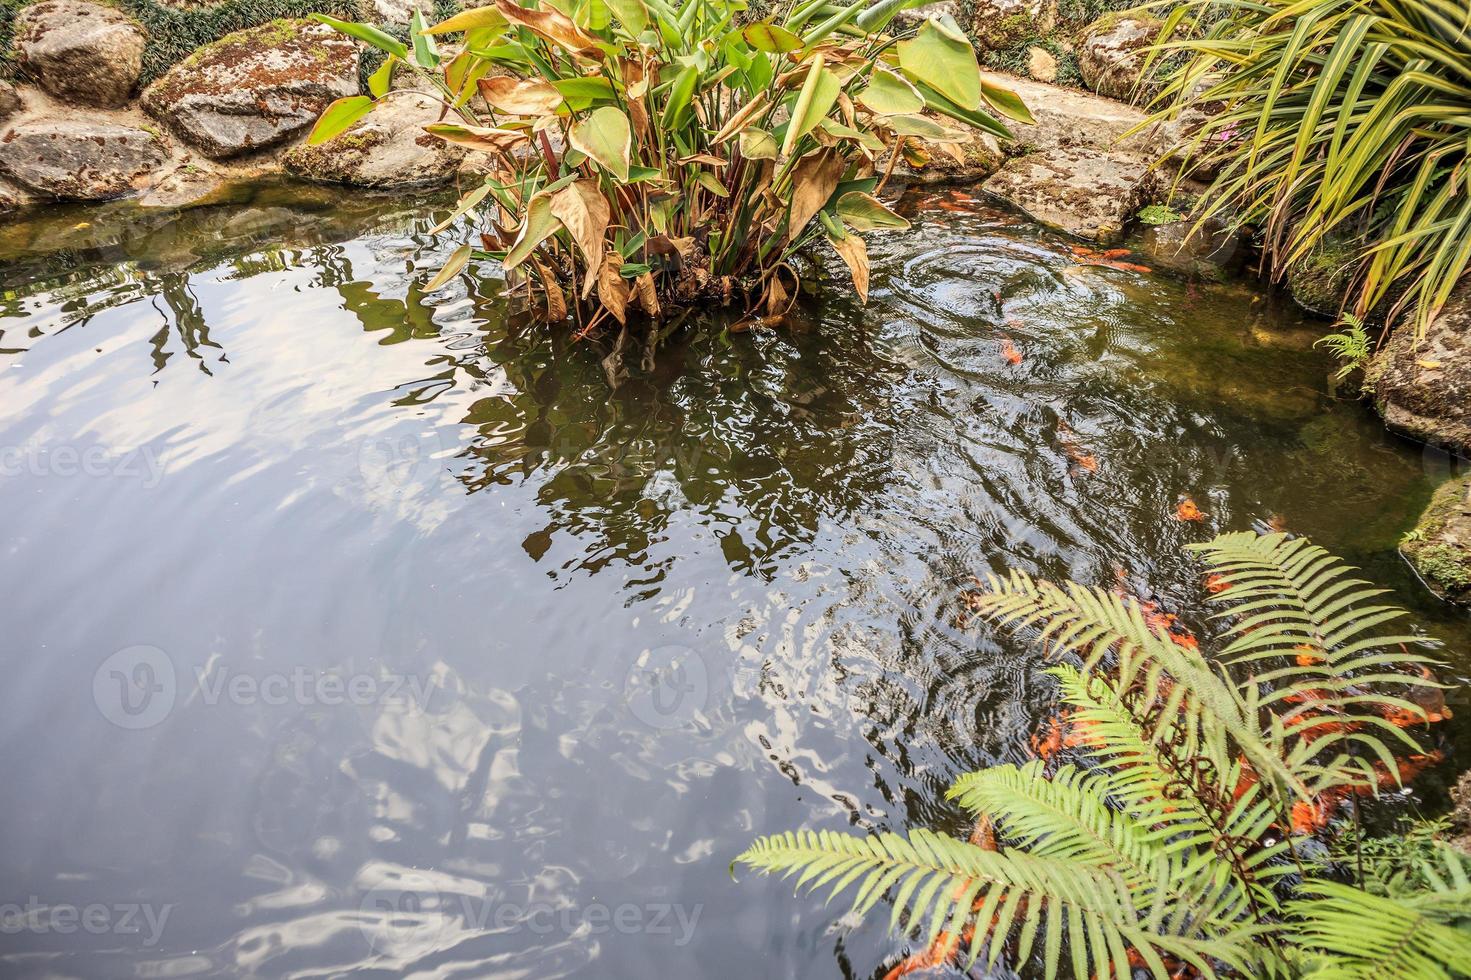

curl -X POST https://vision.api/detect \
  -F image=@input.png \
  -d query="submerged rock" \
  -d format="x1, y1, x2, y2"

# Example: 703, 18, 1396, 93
1137, 214, 1243, 279
1401, 473, 1471, 605
1077, 16, 1162, 103
141, 19, 359, 159
14, 0, 146, 108
284, 92, 466, 187
1372, 282, 1471, 459
0, 120, 169, 200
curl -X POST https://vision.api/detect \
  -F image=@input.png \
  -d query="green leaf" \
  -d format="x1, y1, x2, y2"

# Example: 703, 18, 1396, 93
857, 68, 924, 116
423, 243, 472, 292
743, 20, 803, 52
421, 5, 508, 34
410, 9, 440, 69
883, 113, 950, 139
309, 14, 408, 61
897, 17, 981, 111
552, 76, 618, 109
781, 56, 841, 158
605, 0, 649, 33
660, 65, 701, 130
504, 195, 564, 270
981, 77, 1034, 125
696, 171, 729, 197
307, 95, 375, 145
739, 127, 778, 159
367, 56, 396, 99
569, 106, 632, 181
836, 191, 910, 231
916, 80, 1012, 140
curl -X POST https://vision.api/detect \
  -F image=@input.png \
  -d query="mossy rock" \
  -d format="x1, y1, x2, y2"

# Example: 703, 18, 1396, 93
1286, 236, 1360, 317
1401, 473, 1471, 604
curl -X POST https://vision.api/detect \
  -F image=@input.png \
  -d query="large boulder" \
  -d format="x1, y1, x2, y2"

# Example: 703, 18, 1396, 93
283, 92, 467, 187
141, 19, 359, 159
0, 120, 169, 200
1371, 281, 1471, 458
0, 81, 22, 122
1077, 16, 1163, 103
981, 146, 1162, 243
13, 0, 146, 108
975, 73, 1166, 242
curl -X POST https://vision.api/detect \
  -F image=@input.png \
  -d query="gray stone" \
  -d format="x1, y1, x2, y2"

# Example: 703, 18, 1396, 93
0, 120, 169, 200
0, 81, 22, 121
137, 165, 227, 208
142, 19, 359, 159
1077, 16, 1162, 103
1372, 281, 1471, 458
887, 124, 1004, 185
283, 91, 466, 187
969, 0, 1056, 51
14, 0, 146, 108
981, 146, 1162, 243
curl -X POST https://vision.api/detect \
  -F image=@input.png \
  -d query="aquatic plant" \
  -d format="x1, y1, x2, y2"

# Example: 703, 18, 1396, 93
736, 532, 1469, 979
308, 0, 1031, 329
1145, 0, 1471, 337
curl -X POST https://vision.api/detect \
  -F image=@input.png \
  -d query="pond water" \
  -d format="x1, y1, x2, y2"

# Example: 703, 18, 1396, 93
1, 181, 1467, 979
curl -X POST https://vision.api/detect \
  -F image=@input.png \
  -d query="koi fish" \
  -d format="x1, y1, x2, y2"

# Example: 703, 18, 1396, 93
1176, 497, 1206, 522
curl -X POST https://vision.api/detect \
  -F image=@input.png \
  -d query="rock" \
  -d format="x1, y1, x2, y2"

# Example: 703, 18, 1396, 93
985, 72, 1160, 157
14, 0, 146, 108
283, 91, 466, 187
968, 0, 1056, 51
0, 177, 34, 211
137, 165, 227, 208
369, 0, 435, 24
1286, 236, 1358, 316
981, 146, 1162, 243
1137, 214, 1243, 279
1026, 46, 1057, 83
1400, 473, 1471, 605
892, 1, 964, 32
1451, 769, 1471, 854
888, 125, 1004, 185
1077, 16, 1162, 103
0, 81, 22, 121
142, 19, 359, 159
0, 120, 169, 200
1372, 281, 1471, 459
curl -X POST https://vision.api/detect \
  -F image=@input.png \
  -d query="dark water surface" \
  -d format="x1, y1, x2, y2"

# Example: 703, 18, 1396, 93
1, 181, 1466, 979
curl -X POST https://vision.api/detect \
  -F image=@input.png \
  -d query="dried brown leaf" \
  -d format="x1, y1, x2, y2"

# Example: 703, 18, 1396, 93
547, 180, 610, 299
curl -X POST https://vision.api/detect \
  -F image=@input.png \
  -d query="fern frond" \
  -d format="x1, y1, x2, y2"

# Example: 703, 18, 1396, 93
734, 827, 1264, 979
1190, 532, 1441, 686
1287, 876, 1471, 979
969, 572, 1310, 805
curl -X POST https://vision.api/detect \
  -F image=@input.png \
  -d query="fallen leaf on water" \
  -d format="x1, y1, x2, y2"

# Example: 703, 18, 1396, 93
1175, 497, 1206, 522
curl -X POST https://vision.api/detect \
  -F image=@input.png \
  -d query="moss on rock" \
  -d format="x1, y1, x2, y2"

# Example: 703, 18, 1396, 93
1402, 473, 1471, 604
1286, 236, 1359, 317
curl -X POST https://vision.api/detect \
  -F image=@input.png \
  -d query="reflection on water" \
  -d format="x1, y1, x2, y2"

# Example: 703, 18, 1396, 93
0, 181, 1466, 979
